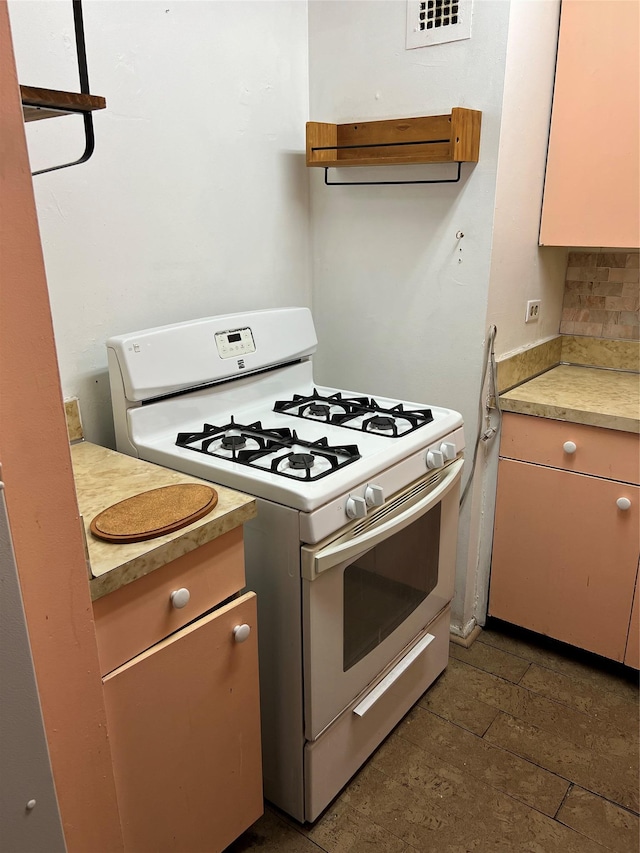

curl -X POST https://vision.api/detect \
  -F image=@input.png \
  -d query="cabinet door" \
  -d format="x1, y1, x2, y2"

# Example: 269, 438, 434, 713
103, 592, 262, 853
490, 460, 639, 661
625, 569, 639, 670
539, 0, 639, 247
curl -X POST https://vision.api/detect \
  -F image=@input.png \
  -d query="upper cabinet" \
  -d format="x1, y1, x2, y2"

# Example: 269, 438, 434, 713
539, 0, 639, 248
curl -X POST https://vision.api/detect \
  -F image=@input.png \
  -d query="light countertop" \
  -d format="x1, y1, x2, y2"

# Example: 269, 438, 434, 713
71, 442, 256, 601
499, 365, 640, 433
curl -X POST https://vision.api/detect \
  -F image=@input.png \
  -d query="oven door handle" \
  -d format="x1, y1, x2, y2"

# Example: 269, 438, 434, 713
303, 457, 463, 579
353, 632, 435, 717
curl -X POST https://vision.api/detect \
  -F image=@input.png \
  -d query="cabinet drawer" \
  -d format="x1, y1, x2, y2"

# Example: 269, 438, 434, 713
94, 526, 245, 675
500, 412, 640, 484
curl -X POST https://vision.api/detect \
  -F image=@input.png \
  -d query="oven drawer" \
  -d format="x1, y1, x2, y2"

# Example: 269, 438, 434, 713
303, 605, 450, 823
93, 527, 245, 676
500, 412, 640, 484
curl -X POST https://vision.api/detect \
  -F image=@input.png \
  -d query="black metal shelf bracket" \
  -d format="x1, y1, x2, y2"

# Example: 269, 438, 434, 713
323, 161, 462, 187
31, 0, 96, 177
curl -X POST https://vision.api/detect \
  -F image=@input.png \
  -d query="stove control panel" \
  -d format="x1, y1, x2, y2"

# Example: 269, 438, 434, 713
215, 326, 256, 359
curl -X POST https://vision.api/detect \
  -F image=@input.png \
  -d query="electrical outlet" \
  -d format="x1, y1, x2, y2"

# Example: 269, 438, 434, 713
525, 300, 541, 323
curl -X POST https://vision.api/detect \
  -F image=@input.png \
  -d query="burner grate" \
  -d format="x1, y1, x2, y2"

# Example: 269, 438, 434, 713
274, 390, 434, 436
176, 418, 361, 481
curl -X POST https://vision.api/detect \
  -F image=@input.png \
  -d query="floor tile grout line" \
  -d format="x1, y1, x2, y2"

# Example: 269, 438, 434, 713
516, 660, 533, 686
410, 701, 572, 794
448, 655, 639, 740
477, 635, 640, 704
382, 738, 631, 852
268, 797, 417, 851
553, 780, 574, 819
394, 715, 570, 820
553, 783, 640, 821
518, 659, 640, 712
447, 650, 532, 686
265, 805, 336, 852
482, 711, 640, 815
416, 696, 499, 738
553, 795, 634, 853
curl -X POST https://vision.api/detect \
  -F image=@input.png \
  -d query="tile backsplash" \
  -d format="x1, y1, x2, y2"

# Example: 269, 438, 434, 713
560, 251, 639, 340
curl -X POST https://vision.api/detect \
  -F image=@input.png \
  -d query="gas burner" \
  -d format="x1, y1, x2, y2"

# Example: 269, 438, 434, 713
176, 420, 361, 481
222, 435, 247, 450
308, 403, 330, 419
274, 390, 434, 436
288, 453, 315, 470
366, 415, 396, 432
274, 391, 363, 422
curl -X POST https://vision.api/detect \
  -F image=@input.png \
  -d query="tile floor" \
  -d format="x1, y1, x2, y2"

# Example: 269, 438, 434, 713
227, 622, 639, 853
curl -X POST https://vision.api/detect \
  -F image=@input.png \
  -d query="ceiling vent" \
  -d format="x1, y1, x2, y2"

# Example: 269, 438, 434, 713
406, 0, 473, 49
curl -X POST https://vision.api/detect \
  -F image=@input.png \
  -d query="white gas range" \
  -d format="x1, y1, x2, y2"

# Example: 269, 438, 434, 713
107, 307, 465, 822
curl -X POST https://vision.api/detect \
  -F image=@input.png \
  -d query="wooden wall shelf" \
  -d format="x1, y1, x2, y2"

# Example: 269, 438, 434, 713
306, 108, 481, 169
20, 85, 106, 123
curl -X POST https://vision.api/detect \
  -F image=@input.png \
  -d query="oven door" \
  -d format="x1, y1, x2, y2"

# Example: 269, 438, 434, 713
301, 457, 462, 740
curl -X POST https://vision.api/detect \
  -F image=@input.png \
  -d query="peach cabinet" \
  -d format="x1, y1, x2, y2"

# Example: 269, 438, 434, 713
95, 531, 263, 852
539, 0, 640, 248
489, 413, 640, 665
625, 573, 640, 669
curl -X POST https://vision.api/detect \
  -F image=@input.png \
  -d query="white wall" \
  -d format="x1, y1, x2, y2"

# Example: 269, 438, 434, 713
11, 0, 565, 636
307, 0, 566, 634
471, 0, 567, 626
9, 0, 311, 447
486, 0, 567, 358
307, 0, 512, 632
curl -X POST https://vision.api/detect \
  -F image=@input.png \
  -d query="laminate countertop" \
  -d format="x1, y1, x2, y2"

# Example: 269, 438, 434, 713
71, 442, 256, 601
499, 365, 640, 434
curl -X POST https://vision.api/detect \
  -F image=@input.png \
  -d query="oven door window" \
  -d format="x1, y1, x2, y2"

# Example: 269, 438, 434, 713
343, 503, 440, 671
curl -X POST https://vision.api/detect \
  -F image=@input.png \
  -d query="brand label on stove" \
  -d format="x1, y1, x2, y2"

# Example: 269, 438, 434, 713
237, 359, 245, 369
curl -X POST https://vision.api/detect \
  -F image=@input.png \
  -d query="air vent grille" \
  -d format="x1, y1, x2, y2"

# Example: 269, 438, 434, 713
406, 0, 473, 49
421, 0, 459, 31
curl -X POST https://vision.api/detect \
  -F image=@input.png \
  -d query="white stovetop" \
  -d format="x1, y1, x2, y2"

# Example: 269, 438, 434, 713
125, 361, 464, 512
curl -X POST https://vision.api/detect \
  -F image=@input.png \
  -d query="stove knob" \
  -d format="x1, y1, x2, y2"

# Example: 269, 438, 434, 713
426, 450, 445, 470
440, 441, 457, 461
365, 484, 384, 507
346, 495, 367, 519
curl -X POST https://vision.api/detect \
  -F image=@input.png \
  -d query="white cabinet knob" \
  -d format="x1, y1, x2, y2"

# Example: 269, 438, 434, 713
426, 450, 445, 470
170, 588, 191, 609
616, 497, 632, 511
365, 484, 384, 507
233, 623, 251, 643
563, 441, 577, 454
346, 495, 367, 519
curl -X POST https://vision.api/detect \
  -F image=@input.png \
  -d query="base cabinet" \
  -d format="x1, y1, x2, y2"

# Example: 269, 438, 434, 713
490, 413, 640, 665
103, 592, 262, 853
625, 579, 640, 670
94, 529, 263, 852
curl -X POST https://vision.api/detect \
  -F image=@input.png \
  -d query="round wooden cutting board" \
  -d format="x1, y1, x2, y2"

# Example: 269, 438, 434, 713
90, 484, 218, 544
